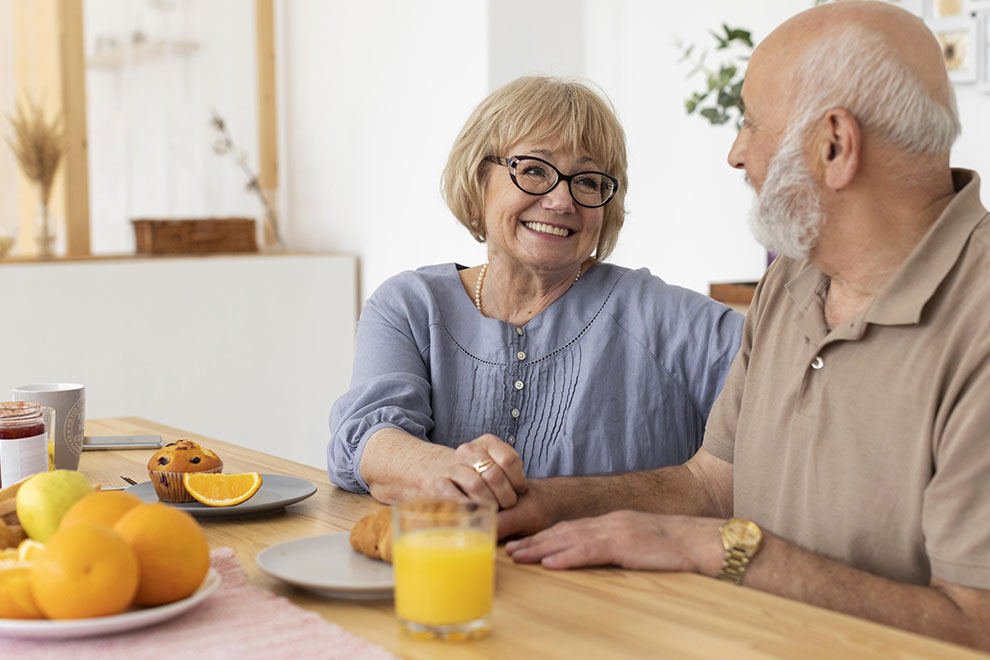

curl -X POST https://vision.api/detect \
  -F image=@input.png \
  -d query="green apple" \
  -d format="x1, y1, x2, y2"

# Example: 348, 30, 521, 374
15, 470, 93, 542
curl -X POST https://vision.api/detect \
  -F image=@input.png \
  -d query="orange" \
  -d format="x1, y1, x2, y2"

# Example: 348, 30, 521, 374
59, 490, 142, 531
113, 503, 209, 606
29, 524, 139, 619
183, 472, 263, 507
0, 565, 44, 619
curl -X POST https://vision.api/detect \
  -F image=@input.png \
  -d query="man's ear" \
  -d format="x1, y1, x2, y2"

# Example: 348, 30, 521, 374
817, 108, 860, 191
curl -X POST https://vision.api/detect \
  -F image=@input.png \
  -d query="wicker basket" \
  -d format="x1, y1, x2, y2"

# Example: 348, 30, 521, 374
132, 218, 258, 255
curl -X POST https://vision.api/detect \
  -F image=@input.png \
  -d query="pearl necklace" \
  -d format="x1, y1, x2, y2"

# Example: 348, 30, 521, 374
474, 263, 584, 313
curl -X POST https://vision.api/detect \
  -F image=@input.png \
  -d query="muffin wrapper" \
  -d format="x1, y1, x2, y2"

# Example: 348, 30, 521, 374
149, 463, 223, 502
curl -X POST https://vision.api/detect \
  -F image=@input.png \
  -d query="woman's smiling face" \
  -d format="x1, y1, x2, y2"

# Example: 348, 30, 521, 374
482, 139, 605, 277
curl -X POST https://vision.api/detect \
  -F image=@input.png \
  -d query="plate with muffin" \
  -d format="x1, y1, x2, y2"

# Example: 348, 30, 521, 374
125, 439, 317, 517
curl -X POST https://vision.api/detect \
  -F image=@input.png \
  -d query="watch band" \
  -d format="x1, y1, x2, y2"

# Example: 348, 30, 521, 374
717, 547, 753, 585
717, 518, 762, 585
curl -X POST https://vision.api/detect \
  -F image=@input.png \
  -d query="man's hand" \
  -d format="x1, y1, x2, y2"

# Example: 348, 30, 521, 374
497, 449, 735, 541
496, 479, 566, 539
505, 511, 724, 574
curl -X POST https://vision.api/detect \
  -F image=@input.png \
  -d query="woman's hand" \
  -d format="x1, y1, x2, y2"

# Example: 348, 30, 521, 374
429, 434, 527, 509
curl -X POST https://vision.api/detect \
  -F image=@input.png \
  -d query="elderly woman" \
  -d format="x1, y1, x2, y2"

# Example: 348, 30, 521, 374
328, 76, 742, 509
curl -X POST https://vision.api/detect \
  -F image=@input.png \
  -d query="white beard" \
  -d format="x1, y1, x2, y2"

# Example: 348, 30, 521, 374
747, 123, 826, 260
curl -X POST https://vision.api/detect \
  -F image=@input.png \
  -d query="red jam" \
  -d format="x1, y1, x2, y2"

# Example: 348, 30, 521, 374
0, 401, 46, 439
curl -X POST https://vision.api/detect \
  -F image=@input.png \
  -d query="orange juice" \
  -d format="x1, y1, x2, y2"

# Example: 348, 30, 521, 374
394, 527, 495, 626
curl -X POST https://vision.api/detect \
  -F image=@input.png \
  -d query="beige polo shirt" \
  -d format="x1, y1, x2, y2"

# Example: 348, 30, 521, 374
703, 169, 990, 589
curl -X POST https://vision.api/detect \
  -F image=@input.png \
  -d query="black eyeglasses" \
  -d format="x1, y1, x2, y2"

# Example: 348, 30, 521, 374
484, 155, 618, 208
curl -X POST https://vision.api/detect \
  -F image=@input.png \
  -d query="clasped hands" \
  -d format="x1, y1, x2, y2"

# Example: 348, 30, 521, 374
428, 438, 721, 574
429, 434, 528, 510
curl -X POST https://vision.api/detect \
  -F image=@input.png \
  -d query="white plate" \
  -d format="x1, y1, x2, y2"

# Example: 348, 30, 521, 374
0, 568, 221, 640
256, 532, 394, 599
126, 474, 317, 518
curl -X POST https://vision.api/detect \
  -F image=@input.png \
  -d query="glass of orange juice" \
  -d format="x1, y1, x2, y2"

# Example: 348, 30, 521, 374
393, 499, 496, 640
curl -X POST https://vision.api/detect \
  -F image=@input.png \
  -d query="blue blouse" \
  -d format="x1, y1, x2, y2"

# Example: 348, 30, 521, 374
327, 262, 743, 493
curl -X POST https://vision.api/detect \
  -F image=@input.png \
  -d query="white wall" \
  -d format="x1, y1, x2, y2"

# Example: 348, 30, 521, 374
277, 0, 490, 300
279, 0, 990, 300
0, 253, 357, 469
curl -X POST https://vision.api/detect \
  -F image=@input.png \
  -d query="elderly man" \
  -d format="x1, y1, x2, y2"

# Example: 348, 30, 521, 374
498, 1, 989, 649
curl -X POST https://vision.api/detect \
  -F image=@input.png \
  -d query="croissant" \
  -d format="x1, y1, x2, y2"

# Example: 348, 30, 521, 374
349, 507, 393, 563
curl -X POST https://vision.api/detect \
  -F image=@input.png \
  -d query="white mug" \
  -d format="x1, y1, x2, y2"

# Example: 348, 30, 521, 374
12, 383, 85, 470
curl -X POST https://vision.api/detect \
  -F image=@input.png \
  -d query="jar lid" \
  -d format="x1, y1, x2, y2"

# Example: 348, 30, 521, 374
0, 401, 42, 422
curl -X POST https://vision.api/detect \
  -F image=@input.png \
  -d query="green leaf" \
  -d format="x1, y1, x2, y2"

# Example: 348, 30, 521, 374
727, 29, 753, 47
700, 107, 721, 121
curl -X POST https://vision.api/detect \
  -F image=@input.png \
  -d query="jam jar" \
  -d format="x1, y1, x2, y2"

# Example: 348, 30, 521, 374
0, 401, 49, 487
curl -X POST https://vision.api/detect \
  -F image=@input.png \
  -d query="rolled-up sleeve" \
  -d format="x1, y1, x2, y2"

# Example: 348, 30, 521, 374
327, 279, 435, 492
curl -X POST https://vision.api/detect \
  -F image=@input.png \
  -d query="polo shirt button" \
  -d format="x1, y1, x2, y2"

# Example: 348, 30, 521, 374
516, 351, 526, 361
515, 327, 524, 336
511, 408, 520, 418
514, 380, 524, 390
811, 355, 824, 370
507, 436, 516, 446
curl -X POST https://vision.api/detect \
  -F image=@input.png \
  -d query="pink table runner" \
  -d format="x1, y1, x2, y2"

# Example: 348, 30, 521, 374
4, 547, 399, 660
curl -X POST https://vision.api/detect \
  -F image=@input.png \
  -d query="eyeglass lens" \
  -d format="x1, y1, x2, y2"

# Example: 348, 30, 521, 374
511, 157, 616, 208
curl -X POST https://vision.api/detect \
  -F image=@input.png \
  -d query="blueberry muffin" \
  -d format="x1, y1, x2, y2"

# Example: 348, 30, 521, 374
147, 439, 223, 502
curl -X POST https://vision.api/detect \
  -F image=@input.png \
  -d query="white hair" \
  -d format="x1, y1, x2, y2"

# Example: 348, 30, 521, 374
748, 118, 826, 260
789, 23, 960, 154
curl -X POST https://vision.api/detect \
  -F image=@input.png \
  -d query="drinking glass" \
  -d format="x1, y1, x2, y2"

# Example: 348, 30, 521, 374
393, 499, 496, 640
41, 406, 56, 470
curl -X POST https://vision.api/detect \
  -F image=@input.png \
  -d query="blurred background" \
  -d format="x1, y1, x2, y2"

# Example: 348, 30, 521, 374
2, 0, 987, 466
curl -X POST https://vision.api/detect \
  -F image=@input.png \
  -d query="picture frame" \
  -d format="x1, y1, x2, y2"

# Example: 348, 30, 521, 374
980, 12, 990, 92
928, 15, 980, 83
888, 0, 929, 18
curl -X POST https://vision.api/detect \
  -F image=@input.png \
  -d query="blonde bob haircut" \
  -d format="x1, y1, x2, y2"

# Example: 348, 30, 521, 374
442, 76, 628, 261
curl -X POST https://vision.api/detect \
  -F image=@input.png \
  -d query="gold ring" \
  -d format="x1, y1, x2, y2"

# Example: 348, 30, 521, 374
472, 457, 496, 475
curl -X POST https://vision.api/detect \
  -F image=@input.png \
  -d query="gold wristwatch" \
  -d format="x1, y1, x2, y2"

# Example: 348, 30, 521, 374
717, 518, 763, 585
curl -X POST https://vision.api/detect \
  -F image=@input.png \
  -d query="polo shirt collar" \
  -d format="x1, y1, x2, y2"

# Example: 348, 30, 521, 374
784, 169, 987, 331
867, 169, 986, 326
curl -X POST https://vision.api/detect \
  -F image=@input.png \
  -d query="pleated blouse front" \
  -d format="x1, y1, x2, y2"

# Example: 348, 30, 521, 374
327, 262, 743, 493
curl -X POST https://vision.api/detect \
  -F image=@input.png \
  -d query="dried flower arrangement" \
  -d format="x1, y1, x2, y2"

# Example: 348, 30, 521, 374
6, 96, 64, 205
5, 95, 65, 255
210, 110, 283, 249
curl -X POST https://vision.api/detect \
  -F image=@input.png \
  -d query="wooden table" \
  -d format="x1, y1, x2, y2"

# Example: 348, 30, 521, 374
82, 417, 984, 660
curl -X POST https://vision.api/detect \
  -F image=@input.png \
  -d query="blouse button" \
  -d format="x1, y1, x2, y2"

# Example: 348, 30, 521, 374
507, 436, 516, 446
511, 408, 520, 418
514, 380, 524, 390
516, 351, 526, 361
811, 355, 824, 370
515, 327, 524, 336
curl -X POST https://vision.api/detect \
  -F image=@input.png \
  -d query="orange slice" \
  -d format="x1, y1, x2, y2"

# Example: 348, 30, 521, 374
0, 565, 44, 619
17, 539, 44, 563
182, 473, 263, 507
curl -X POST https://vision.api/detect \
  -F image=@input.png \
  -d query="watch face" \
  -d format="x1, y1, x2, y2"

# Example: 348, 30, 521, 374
725, 519, 762, 546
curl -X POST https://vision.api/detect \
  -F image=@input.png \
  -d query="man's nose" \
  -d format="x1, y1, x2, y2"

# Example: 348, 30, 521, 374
728, 133, 745, 170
